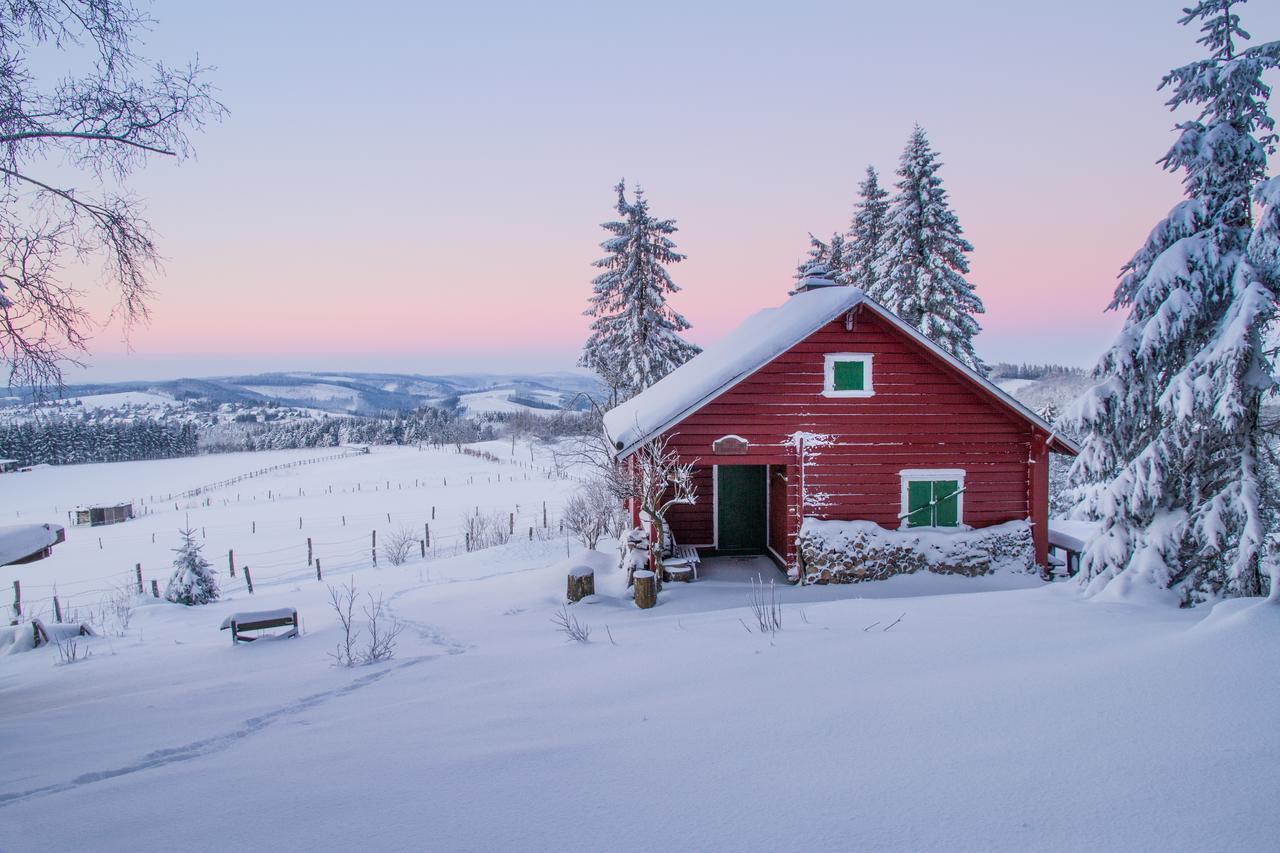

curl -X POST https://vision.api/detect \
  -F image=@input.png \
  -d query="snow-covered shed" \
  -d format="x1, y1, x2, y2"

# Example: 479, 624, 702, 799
603, 286, 1078, 574
0, 458, 19, 474
69, 502, 134, 527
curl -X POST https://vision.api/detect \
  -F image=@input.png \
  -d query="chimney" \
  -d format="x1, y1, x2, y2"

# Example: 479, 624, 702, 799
790, 276, 842, 295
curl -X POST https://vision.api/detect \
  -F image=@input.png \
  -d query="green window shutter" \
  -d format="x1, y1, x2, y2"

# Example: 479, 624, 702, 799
933, 480, 960, 527
832, 360, 864, 391
906, 480, 932, 527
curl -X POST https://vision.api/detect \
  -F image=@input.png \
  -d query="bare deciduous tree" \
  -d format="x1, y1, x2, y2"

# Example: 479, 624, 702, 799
627, 434, 697, 575
0, 1, 225, 393
561, 477, 619, 550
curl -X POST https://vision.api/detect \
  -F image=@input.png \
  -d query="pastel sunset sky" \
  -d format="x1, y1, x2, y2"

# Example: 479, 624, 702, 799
69, 0, 1280, 381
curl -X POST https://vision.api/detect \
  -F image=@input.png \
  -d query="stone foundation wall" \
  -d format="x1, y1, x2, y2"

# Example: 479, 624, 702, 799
797, 519, 1035, 584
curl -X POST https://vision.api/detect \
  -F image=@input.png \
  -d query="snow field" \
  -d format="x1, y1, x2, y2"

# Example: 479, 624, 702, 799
0, 445, 1277, 852
0, 443, 574, 626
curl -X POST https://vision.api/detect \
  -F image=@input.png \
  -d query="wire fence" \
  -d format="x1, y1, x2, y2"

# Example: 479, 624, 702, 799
6, 442, 588, 630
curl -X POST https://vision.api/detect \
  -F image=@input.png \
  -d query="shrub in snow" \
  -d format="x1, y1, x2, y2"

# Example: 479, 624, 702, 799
463, 510, 511, 551
797, 519, 1034, 583
164, 527, 219, 606
551, 605, 591, 643
327, 579, 404, 667
381, 524, 417, 566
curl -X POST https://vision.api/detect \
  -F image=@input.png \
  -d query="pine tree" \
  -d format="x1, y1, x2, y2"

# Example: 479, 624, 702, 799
579, 180, 700, 406
846, 166, 891, 298
878, 126, 986, 373
1066, 1, 1280, 604
165, 527, 219, 606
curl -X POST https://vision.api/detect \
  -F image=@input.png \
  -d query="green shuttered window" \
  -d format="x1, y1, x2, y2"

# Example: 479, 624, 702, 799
832, 360, 865, 391
823, 353, 873, 398
903, 477, 962, 528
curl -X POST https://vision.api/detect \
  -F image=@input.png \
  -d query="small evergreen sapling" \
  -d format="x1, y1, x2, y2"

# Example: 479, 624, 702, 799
165, 527, 219, 606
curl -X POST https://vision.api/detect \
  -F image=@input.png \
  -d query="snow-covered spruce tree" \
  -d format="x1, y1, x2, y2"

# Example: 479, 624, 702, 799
846, 166, 891, 298
165, 527, 219, 606
878, 126, 986, 373
1066, 1, 1280, 604
579, 181, 700, 406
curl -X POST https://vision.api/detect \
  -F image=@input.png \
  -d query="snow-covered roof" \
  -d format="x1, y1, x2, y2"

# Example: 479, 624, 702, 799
0, 523, 65, 566
603, 287, 1080, 458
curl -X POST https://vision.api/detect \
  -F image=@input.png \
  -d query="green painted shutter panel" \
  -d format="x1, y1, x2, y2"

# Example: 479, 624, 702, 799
906, 480, 932, 527
934, 480, 960, 527
832, 360, 864, 391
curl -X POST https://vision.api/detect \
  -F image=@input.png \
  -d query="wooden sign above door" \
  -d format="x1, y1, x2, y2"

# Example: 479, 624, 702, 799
712, 434, 749, 455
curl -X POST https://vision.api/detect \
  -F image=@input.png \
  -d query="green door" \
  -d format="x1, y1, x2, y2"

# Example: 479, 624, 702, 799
716, 465, 767, 553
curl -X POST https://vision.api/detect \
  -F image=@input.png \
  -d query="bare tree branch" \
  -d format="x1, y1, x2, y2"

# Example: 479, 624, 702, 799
0, 1, 225, 395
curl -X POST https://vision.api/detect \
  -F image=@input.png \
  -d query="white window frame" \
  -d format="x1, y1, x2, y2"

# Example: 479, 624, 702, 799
823, 352, 874, 398
898, 468, 966, 530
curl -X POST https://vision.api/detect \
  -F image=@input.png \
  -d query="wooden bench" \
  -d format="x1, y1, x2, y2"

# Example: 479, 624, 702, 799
220, 608, 299, 644
663, 544, 702, 581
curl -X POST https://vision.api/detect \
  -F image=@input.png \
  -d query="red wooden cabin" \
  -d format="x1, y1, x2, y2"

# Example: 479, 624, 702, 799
603, 283, 1078, 575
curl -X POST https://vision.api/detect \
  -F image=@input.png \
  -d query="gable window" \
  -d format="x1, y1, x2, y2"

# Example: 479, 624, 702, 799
823, 353, 874, 398
899, 469, 965, 528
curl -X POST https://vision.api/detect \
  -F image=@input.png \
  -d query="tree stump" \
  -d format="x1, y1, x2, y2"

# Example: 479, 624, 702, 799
666, 564, 694, 583
633, 570, 657, 609
567, 566, 595, 602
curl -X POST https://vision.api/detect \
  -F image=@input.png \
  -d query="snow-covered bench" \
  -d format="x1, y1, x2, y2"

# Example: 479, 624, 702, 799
220, 608, 299, 644
663, 543, 701, 581
1048, 521, 1097, 578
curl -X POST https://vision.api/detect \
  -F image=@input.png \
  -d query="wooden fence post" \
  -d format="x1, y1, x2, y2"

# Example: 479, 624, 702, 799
151, 579, 160, 598
307, 538, 313, 567
315, 559, 322, 581
420, 539, 426, 558
509, 513, 514, 535
12, 580, 19, 620
243, 566, 254, 594
543, 502, 547, 528
53, 595, 62, 622
229, 549, 235, 578
136, 563, 144, 594
425, 523, 430, 548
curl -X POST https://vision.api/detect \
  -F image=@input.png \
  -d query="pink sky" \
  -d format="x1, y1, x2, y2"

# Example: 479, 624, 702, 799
64, 0, 1276, 381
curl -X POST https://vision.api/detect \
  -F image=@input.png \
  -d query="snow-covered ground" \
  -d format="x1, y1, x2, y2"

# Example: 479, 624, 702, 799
458, 388, 560, 416
1, 446, 1277, 852
67, 390, 177, 410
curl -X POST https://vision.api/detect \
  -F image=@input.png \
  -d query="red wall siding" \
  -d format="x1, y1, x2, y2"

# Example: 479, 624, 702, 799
664, 465, 714, 546
659, 307, 1039, 566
